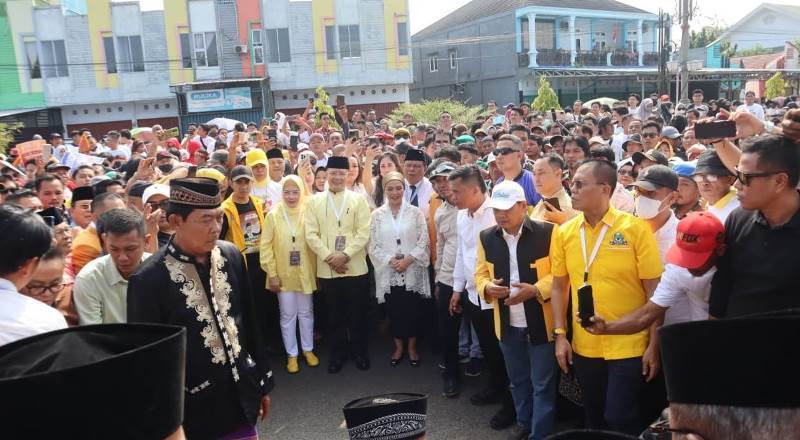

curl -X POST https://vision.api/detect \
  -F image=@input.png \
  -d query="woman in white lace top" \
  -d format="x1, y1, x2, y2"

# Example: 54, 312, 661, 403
368, 171, 430, 367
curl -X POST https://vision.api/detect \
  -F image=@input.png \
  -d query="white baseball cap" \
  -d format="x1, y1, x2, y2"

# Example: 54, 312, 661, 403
487, 180, 526, 210
142, 183, 170, 204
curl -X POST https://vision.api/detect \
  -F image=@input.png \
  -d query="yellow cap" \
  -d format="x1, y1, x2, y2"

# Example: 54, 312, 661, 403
246, 148, 268, 168
196, 168, 225, 183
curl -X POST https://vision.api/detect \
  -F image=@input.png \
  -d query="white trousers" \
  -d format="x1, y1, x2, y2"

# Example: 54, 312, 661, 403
277, 291, 314, 356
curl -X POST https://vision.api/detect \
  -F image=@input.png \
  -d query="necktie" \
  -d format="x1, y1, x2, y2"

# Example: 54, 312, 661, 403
409, 185, 418, 207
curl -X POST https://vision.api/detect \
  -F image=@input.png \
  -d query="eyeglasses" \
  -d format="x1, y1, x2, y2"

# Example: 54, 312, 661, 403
24, 282, 66, 296
643, 418, 706, 440
735, 167, 781, 186
147, 200, 170, 211
691, 174, 720, 184
641, 132, 659, 138
618, 168, 637, 178
493, 147, 519, 156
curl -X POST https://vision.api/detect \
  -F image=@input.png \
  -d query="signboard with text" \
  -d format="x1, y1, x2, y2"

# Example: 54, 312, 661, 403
186, 87, 253, 113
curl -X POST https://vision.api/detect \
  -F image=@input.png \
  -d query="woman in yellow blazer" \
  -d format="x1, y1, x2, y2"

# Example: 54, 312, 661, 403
260, 174, 318, 374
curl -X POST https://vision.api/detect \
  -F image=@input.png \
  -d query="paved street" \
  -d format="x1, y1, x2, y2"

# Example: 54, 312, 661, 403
257, 330, 581, 439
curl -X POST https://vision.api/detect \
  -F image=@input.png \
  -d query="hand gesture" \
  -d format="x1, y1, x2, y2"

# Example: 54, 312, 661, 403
542, 201, 571, 224
506, 282, 537, 305
391, 256, 413, 273
144, 203, 161, 236
578, 312, 607, 335
484, 278, 509, 300
731, 110, 765, 139
782, 108, 800, 143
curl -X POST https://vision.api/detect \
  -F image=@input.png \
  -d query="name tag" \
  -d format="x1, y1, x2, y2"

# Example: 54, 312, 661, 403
289, 250, 301, 266
334, 235, 346, 252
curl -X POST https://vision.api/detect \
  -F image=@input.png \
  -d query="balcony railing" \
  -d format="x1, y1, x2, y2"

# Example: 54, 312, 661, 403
537, 49, 571, 67
610, 50, 639, 67
576, 50, 607, 67
643, 52, 659, 66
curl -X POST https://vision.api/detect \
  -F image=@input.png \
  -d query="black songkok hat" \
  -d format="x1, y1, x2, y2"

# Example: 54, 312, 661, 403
327, 155, 350, 170
545, 429, 639, 439
169, 177, 222, 209
128, 181, 151, 198
266, 148, 284, 160
0, 324, 186, 439
404, 148, 426, 163
343, 393, 427, 439
71, 185, 95, 204
660, 309, 800, 408
37, 207, 64, 225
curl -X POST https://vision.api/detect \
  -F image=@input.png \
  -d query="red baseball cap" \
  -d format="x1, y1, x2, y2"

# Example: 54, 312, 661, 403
666, 212, 725, 269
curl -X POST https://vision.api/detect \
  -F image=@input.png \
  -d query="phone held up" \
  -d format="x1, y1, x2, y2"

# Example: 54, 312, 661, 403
577, 284, 595, 328
694, 120, 736, 139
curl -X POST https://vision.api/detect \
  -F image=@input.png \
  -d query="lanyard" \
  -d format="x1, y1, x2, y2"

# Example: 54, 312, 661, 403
281, 206, 298, 247
327, 191, 349, 228
388, 202, 406, 248
579, 223, 609, 284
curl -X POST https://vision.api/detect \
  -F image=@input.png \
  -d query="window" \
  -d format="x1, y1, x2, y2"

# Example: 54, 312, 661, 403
103, 36, 117, 73
40, 40, 68, 78
449, 49, 457, 69
338, 25, 360, 59
626, 30, 638, 51
179, 33, 192, 68
24, 41, 40, 79
428, 55, 438, 72
264, 28, 290, 63
252, 29, 264, 64
593, 32, 606, 50
520, 17, 529, 52
193, 32, 218, 67
117, 36, 144, 72
397, 22, 409, 56
325, 25, 337, 60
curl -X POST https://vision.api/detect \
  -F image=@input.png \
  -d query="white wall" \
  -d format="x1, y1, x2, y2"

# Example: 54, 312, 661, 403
727, 8, 798, 51
61, 98, 178, 126
189, 0, 221, 80
273, 84, 408, 110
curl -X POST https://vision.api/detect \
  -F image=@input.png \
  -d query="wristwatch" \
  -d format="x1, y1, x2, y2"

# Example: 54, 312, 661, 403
552, 328, 566, 339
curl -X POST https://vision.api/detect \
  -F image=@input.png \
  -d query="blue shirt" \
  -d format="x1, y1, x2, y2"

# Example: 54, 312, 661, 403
497, 169, 542, 206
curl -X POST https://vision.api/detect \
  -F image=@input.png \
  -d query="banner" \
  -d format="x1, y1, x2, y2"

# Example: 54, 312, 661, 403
61, 146, 105, 172
186, 87, 252, 113
16, 140, 45, 162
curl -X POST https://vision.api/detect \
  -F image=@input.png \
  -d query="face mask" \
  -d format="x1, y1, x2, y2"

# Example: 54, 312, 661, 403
158, 164, 174, 173
634, 194, 664, 219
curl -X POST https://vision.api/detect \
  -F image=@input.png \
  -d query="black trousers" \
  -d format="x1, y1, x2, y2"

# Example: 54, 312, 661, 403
321, 275, 370, 361
385, 285, 422, 338
436, 282, 462, 380
246, 252, 281, 350
462, 294, 510, 395
572, 354, 644, 435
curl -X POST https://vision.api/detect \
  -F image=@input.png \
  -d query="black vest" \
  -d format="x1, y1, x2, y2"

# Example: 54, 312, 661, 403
479, 217, 554, 344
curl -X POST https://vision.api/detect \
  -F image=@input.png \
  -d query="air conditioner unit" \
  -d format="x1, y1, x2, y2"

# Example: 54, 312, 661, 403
234, 45, 249, 54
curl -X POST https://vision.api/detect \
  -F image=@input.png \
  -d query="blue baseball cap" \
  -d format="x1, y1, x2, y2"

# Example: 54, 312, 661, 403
672, 161, 696, 178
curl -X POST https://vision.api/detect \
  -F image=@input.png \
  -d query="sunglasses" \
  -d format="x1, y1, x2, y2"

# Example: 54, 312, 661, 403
735, 168, 780, 186
147, 200, 170, 211
493, 147, 519, 156
641, 132, 659, 138
618, 169, 637, 178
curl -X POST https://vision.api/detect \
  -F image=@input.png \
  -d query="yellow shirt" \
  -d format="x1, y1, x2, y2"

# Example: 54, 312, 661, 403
551, 206, 663, 360
259, 205, 317, 294
304, 189, 371, 279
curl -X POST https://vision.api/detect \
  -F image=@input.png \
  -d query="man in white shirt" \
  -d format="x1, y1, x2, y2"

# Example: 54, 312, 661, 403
403, 149, 434, 220
742, 91, 765, 120
0, 205, 67, 346
104, 130, 131, 161
448, 165, 516, 430
74, 208, 151, 325
692, 150, 739, 223
194, 123, 217, 155
583, 212, 725, 333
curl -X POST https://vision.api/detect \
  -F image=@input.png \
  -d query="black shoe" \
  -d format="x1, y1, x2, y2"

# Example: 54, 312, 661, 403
470, 387, 502, 406
409, 356, 420, 367
354, 355, 371, 371
506, 424, 530, 440
390, 353, 404, 367
489, 404, 516, 431
442, 376, 460, 398
327, 359, 344, 374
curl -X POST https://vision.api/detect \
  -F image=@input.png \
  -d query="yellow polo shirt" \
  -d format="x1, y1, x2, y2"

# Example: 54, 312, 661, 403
551, 206, 663, 360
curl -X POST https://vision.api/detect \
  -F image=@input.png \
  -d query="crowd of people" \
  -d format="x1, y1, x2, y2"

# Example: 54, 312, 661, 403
1, 89, 800, 440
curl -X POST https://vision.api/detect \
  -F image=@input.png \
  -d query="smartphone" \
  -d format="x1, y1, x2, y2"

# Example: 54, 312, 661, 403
336, 94, 346, 107
368, 137, 380, 147
550, 108, 557, 122
577, 285, 595, 328
544, 197, 561, 211
249, 132, 258, 143
290, 134, 298, 150
348, 129, 360, 141
694, 120, 736, 139
267, 129, 277, 142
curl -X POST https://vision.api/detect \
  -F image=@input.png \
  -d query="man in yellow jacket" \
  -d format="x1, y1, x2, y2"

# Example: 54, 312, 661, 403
474, 180, 560, 440
304, 156, 371, 374
221, 165, 281, 353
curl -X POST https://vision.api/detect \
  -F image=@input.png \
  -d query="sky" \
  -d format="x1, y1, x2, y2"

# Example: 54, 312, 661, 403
408, 0, 797, 35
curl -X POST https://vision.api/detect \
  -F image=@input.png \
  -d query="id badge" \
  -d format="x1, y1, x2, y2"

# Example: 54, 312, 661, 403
335, 235, 346, 252
289, 250, 301, 266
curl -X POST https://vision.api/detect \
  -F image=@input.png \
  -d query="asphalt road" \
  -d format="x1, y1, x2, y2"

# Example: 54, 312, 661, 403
256, 331, 582, 439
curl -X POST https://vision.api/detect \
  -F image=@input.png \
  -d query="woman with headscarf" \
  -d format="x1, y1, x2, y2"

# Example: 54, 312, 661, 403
259, 174, 318, 374
368, 171, 430, 367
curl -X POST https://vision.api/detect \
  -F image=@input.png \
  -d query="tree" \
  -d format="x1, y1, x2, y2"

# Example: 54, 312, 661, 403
531, 77, 561, 113
0, 122, 22, 156
690, 25, 725, 48
765, 72, 786, 100
389, 99, 483, 126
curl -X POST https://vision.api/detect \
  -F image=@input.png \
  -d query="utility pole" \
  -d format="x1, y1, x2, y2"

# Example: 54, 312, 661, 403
656, 10, 671, 97
679, 0, 692, 101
